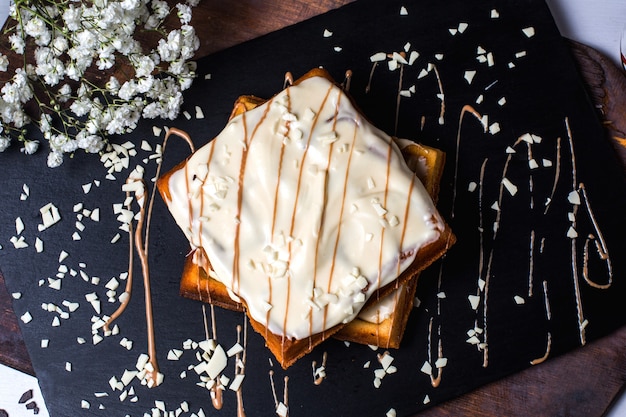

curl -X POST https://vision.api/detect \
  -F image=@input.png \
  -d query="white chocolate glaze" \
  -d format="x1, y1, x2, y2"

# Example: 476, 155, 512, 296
162, 75, 444, 340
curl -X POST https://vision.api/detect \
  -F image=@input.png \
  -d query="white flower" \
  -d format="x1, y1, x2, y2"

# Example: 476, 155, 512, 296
76, 131, 105, 153
0, 136, 10, 152
58, 84, 72, 103
35, 57, 65, 86
21, 140, 39, 155
135, 76, 154, 94
118, 80, 138, 101
106, 76, 121, 94
24, 16, 52, 46
50, 133, 73, 152
64, 61, 83, 81
40, 113, 52, 133
151, 0, 170, 19
9, 34, 25, 54
3, 0, 200, 168
142, 102, 161, 119
10, 107, 30, 128
70, 98, 92, 117
73, 30, 98, 51
176, 4, 192, 24
1, 83, 19, 104
158, 30, 182, 62
47, 151, 64, 168
121, 0, 141, 11
0, 55, 8, 72
51, 36, 69, 56
133, 55, 155, 78
62, 6, 82, 31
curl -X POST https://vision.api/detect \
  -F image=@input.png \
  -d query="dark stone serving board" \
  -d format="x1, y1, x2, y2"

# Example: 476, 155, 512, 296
1, 0, 625, 416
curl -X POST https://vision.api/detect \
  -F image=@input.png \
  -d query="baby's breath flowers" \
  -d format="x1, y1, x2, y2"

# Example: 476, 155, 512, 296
0, 0, 200, 167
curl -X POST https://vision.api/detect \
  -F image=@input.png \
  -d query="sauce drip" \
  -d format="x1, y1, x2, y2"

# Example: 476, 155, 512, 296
103, 128, 195, 386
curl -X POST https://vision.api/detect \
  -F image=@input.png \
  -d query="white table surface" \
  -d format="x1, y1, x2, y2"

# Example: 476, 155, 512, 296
0, 1, 624, 416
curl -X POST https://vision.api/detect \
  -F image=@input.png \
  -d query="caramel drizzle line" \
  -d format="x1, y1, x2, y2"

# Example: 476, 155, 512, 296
153, 128, 195, 250
564, 118, 614, 345
480, 135, 532, 367
284, 83, 334, 343
196, 135, 218, 304
528, 230, 535, 297
543, 137, 562, 215
565, 117, 586, 345
430, 63, 446, 126
365, 62, 379, 94
527, 145, 535, 210
451, 105, 487, 219
312, 351, 328, 385
269, 87, 292, 340
197, 128, 218, 253
468, 158, 487, 338
542, 280, 552, 321
579, 184, 613, 289
376, 156, 417, 348
394, 62, 405, 136
387, 173, 419, 348
375, 136, 395, 302
477, 158, 488, 295
202, 304, 223, 410
530, 332, 552, 365
235, 319, 248, 417
427, 317, 443, 388
531, 281, 553, 365
103, 188, 135, 333
342, 69, 353, 92
316, 89, 345, 333
269, 371, 289, 417
104, 128, 195, 385
233, 101, 275, 296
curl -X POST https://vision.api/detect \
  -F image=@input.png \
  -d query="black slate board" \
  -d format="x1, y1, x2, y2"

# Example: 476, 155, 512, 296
1, 0, 626, 416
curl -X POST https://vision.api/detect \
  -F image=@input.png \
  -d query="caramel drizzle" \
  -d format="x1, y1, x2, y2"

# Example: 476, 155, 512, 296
477, 158, 488, 295
543, 136, 562, 215
528, 229, 535, 297
563, 117, 613, 345
311, 351, 328, 385
531, 281, 553, 365
268, 87, 292, 339
283, 83, 334, 341
234, 321, 248, 417
342, 69, 353, 92
451, 105, 487, 218
365, 62, 379, 94
430, 63, 446, 126
542, 280, 552, 321
374, 136, 395, 300
480, 135, 539, 367
426, 317, 443, 387
103, 188, 136, 333
201, 305, 224, 410
269, 371, 289, 417
579, 185, 612, 289
104, 128, 195, 386
315, 89, 343, 332
382, 173, 420, 348
394, 62, 405, 136
233, 101, 275, 296
530, 332, 552, 365
527, 145, 535, 209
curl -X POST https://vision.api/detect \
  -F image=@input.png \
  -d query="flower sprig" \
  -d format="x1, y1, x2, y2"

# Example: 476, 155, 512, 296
0, 0, 200, 167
